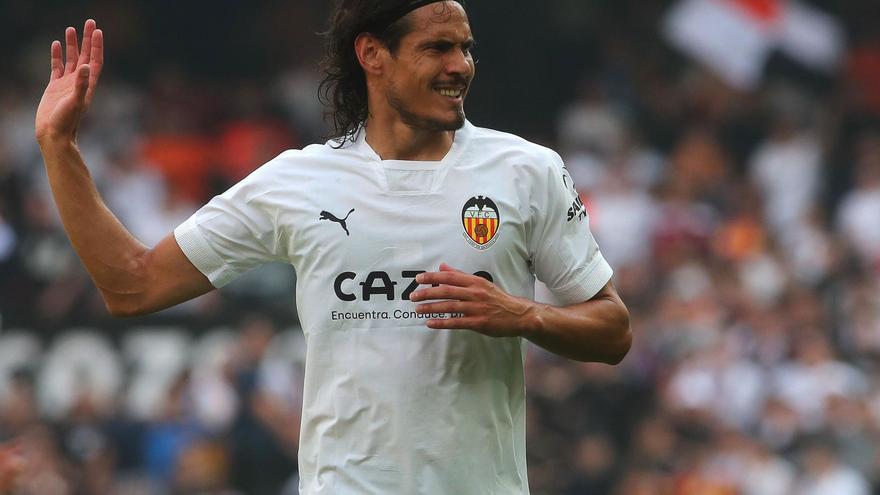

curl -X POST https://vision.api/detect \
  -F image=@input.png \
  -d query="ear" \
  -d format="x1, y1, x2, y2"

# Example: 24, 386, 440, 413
355, 33, 385, 76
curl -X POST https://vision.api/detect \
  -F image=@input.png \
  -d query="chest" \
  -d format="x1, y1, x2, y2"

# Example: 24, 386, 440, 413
286, 166, 532, 283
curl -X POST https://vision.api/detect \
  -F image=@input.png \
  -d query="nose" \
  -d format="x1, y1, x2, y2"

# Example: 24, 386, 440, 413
445, 48, 473, 77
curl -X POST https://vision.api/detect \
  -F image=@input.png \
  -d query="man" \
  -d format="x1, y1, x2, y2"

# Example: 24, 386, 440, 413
34, 1, 631, 493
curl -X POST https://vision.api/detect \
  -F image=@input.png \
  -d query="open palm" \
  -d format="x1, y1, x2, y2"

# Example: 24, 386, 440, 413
35, 19, 103, 143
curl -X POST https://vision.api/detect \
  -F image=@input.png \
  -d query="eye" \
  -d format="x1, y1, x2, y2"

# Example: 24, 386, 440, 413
429, 42, 454, 53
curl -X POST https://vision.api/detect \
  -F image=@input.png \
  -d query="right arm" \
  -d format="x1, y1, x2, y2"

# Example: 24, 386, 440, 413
35, 20, 214, 317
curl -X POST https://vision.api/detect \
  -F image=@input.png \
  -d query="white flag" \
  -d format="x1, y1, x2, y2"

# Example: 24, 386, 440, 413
779, 1, 845, 71
663, 0, 845, 90
664, 0, 779, 89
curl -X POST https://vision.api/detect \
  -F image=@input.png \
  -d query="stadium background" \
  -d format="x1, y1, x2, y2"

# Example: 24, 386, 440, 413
2, 0, 880, 493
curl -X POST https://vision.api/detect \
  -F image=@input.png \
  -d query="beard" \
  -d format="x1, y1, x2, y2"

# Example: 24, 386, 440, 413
385, 85, 466, 132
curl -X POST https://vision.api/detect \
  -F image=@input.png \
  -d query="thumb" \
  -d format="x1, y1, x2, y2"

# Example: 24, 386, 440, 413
75, 64, 90, 101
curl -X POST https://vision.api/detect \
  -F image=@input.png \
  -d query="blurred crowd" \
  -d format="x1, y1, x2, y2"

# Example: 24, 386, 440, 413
2, 0, 880, 494
0, 318, 303, 495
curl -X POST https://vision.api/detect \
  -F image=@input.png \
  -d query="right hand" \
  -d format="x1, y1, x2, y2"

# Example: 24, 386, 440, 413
35, 19, 103, 144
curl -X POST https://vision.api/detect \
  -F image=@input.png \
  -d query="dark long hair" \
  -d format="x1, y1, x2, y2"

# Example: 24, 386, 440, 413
318, 1, 458, 146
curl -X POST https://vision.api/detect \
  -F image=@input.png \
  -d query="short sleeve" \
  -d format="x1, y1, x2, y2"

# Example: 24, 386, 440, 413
174, 164, 287, 288
529, 151, 612, 305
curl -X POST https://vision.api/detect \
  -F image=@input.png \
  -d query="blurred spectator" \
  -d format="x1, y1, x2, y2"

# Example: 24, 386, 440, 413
558, 79, 628, 162
565, 433, 619, 494
771, 331, 869, 432
172, 438, 235, 495
18, 195, 96, 322
587, 167, 661, 269
143, 371, 202, 484
0, 370, 38, 442
228, 316, 298, 495
836, 132, 880, 268
796, 436, 871, 495
16, 425, 73, 495
665, 336, 767, 431
846, 40, 880, 114
748, 106, 823, 238
100, 148, 182, 247
738, 438, 796, 495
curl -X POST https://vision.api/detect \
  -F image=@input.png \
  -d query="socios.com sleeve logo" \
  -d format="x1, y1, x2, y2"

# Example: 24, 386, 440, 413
462, 195, 501, 250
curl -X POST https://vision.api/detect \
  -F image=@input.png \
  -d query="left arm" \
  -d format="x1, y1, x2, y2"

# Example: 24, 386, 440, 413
411, 264, 631, 364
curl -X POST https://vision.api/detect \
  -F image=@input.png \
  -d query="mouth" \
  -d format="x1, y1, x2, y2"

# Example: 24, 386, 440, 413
435, 86, 466, 101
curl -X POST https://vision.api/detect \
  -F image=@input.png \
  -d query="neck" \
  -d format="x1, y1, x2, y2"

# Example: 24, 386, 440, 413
364, 117, 456, 161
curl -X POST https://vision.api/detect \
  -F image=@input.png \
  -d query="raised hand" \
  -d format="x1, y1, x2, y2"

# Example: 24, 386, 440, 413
35, 19, 104, 143
410, 263, 538, 337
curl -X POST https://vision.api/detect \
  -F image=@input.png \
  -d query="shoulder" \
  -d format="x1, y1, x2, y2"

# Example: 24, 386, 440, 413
468, 123, 564, 169
470, 126, 566, 189
221, 142, 356, 203
267, 141, 354, 167
467, 125, 578, 209
247, 141, 359, 179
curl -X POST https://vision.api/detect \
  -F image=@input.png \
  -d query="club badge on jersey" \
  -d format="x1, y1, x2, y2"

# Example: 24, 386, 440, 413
462, 195, 501, 251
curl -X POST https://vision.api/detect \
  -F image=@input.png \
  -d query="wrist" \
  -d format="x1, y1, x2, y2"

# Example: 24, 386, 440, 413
37, 133, 78, 154
521, 301, 547, 338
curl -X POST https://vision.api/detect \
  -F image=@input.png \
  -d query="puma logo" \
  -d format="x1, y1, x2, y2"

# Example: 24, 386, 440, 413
319, 208, 355, 236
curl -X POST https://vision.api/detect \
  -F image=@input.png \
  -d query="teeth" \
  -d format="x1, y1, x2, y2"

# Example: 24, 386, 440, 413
438, 88, 462, 97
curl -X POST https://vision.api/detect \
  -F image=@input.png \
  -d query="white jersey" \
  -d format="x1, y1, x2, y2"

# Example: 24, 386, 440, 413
174, 121, 612, 494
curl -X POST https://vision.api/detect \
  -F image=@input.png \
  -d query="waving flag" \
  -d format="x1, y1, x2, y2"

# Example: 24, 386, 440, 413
663, 0, 844, 90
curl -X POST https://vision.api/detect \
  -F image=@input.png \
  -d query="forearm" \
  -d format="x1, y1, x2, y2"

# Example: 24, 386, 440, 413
38, 137, 151, 307
413, 268, 632, 362
524, 291, 631, 364
34, 21, 214, 316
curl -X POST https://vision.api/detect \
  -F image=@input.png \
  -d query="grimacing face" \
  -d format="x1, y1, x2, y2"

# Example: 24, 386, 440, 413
383, 2, 475, 131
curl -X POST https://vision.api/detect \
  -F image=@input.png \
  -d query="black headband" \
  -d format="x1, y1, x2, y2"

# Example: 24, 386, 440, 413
364, 0, 462, 34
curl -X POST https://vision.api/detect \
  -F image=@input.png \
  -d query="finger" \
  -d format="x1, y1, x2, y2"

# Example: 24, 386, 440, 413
64, 27, 79, 74
78, 19, 96, 65
439, 263, 465, 273
416, 301, 472, 314
426, 316, 483, 330
85, 29, 104, 104
415, 270, 481, 287
50, 40, 63, 79
409, 284, 474, 302
91, 29, 103, 68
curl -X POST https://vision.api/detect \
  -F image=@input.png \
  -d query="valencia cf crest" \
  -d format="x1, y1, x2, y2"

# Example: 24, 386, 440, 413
462, 196, 501, 250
